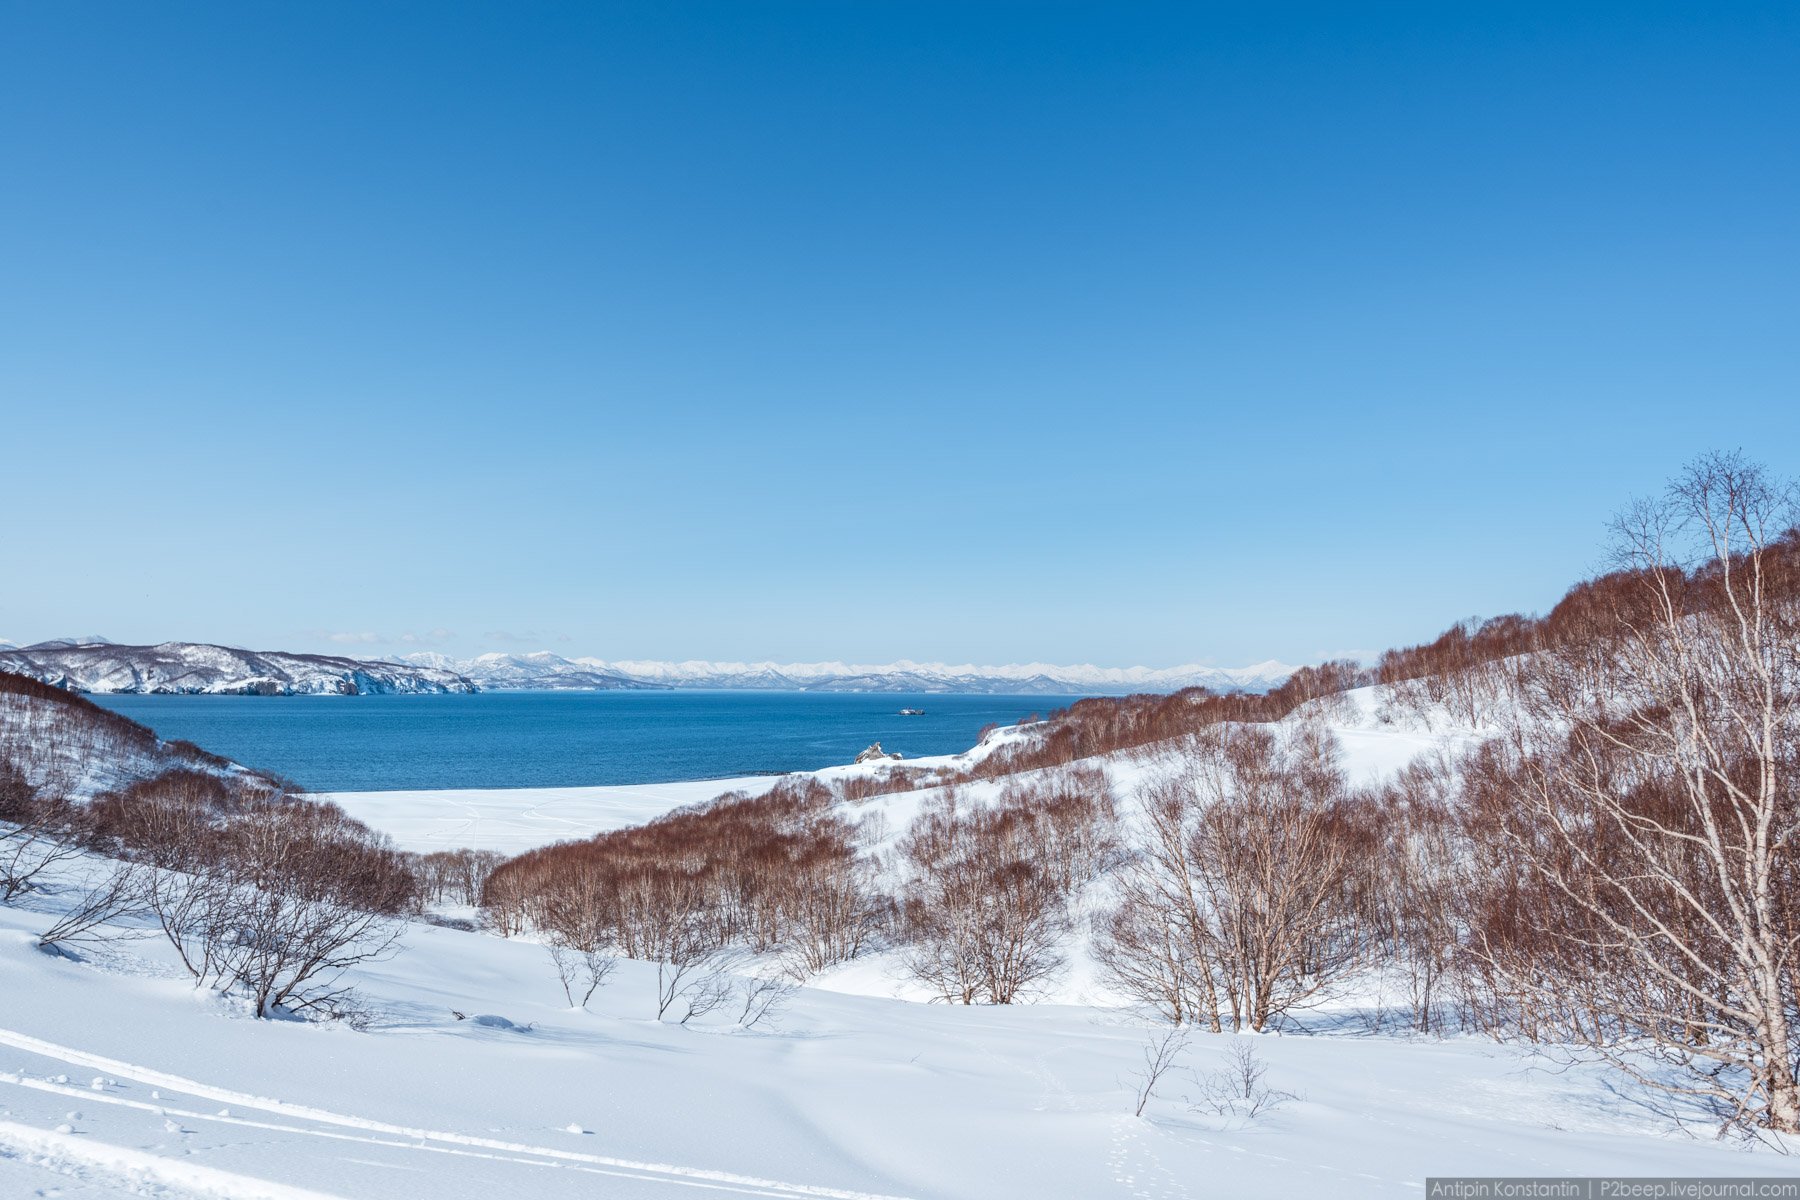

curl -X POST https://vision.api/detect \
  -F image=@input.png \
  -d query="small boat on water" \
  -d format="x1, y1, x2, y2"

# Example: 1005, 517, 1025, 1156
898, 707, 925, 716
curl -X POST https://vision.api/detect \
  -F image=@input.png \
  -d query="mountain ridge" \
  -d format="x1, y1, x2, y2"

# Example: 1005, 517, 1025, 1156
402, 650, 1297, 695
0, 640, 1296, 696
0, 641, 477, 696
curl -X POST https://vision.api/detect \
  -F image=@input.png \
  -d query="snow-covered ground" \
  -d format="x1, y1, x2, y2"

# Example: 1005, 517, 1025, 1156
314, 751, 983, 856
8, 685, 1795, 1197
1, 856, 1793, 1200
315, 776, 787, 855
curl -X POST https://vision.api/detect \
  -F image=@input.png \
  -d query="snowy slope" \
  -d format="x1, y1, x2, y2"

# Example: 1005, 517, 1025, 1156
0, 856, 1791, 1200
0, 641, 478, 696
0, 679, 272, 799
8, 673, 1799, 1197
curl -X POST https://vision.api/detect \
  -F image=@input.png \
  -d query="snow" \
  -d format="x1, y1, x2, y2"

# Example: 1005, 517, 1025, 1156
10, 682, 1799, 1197
1, 859, 1794, 1200
316, 749, 987, 855
0, 641, 476, 696
316, 775, 786, 855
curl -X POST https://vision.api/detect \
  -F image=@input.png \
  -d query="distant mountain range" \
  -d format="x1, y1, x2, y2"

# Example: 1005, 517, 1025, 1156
0, 640, 1296, 697
397, 651, 1297, 695
0, 641, 477, 696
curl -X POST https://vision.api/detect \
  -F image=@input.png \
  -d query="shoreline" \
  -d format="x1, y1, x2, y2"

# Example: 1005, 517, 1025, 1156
313, 774, 786, 856
313, 749, 973, 855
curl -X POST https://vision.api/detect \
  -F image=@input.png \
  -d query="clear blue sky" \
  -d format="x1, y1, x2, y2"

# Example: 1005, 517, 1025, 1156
2, 2, 1795, 667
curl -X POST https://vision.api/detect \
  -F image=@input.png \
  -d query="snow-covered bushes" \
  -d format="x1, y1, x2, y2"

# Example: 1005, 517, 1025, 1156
84, 769, 418, 1018
481, 776, 890, 1008
1095, 723, 1372, 1031
414, 848, 507, 907
898, 768, 1119, 1004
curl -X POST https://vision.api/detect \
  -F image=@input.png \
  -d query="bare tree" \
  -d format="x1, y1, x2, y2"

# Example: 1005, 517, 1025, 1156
136, 796, 415, 1018
534, 859, 619, 1008
656, 935, 741, 1023
548, 940, 617, 1008
733, 972, 799, 1029
1098, 724, 1369, 1032
1368, 753, 1465, 1033
1474, 453, 1800, 1132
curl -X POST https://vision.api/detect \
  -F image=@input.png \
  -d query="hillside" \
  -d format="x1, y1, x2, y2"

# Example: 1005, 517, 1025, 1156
0, 641, 478, 696
0, 670, 273, 798
1, 646, 1789, 1197
4, 459, 1798, 1195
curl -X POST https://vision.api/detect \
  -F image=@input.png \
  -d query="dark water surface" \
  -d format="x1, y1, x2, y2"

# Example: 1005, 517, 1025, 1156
91, 691, 1071, 792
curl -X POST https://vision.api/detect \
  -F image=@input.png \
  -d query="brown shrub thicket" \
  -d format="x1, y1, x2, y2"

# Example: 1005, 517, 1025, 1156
81, 769, 418, 1018
1096, 723, 1372, 1031
899, 767, 1119, 1004
483, 776, 887, 984
415, 848, 507, 907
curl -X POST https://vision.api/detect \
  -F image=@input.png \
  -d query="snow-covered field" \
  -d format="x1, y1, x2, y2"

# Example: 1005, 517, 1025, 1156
314, 748, 990, 856
3, 859, 1794, 1200
6, 689, 1798, 1197
315, 776, 784, 856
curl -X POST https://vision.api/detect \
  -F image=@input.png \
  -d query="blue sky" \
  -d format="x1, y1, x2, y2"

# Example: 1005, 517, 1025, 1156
2, 2, 1795, 667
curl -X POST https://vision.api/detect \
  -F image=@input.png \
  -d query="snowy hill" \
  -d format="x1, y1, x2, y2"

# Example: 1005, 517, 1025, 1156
4, 671, 1787, 1197
0, 641, 478, 696
431, 652, 660, 691
406, 652, 1298, 695
0, 670, 274, 798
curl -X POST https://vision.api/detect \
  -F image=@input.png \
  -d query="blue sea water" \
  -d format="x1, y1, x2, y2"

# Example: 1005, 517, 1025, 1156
90, 691, 1073, 793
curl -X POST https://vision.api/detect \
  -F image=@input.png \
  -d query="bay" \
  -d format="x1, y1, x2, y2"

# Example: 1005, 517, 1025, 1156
90, 690, 1070, 792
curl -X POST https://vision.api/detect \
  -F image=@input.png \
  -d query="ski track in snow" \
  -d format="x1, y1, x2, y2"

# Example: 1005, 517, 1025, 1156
0, 1117, 349, 1200
0, 1026, 916, 1200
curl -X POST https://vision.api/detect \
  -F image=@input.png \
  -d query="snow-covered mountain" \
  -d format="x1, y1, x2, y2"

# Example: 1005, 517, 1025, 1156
404, 652, 660, 691
403, 652, 1297, 695
0, 639, 1292, 697
0, 641, 477, 696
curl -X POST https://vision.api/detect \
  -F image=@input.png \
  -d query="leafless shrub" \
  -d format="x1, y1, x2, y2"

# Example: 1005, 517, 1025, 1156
481, 776, 887, 977
37, 862, 148, 954
547, 942, 617, 1008
1365, 753, 1465, 1033
414, 849, 507, 907
734, 973, 799, 1029
1128, 1024, 1190, 1117
134, 793, 415, 1018
1190, 1042, 1297, 1121
899, 783, 1099, 1005
657, 941, 742, 1024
